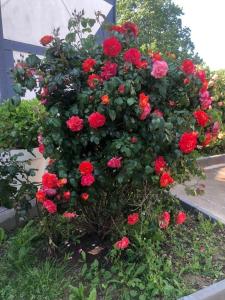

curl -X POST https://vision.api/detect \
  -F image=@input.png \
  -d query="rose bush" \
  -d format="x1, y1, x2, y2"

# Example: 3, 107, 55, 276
13, 12, 221, 239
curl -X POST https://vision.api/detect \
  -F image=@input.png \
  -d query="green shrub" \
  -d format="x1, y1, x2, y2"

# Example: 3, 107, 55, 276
12, 12, 221, 240
0, 99, 46, 149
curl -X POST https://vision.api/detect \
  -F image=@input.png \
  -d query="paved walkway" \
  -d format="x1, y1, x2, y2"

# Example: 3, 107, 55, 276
171, 155, 225, 223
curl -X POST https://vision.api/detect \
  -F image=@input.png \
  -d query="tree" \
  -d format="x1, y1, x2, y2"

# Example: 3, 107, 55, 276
117, 0, 201, 61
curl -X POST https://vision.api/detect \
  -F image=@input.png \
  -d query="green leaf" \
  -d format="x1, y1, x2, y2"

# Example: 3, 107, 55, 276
109, 109, 116, 121
127, 98, 136, 106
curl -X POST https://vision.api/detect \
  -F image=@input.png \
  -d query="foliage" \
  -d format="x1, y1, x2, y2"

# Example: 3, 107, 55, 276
12, 12, 220, 239
117, 0, 201, 61
0, 98, 46, 150
0, 150, 36, 210
1, 201, 224, 300
210, 70, 225, 124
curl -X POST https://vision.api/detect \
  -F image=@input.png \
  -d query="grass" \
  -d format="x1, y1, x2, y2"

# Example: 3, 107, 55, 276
0, 201, 225, 300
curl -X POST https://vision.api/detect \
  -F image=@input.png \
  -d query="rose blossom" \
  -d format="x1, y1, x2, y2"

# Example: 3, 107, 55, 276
151, 60, 168, 79
159, 211, 170, 229
115, 236, 130, 249
139, 103, 151, 120
36, 189, 46, 203
88, 112, 106, 129
118, 84, 125, 94
127, 213, 139, 225
45, 188, 57, 197
124, 48, 141, 65
202, 132, 212, 147
152, 109, 163, 118
122, 22, 139, 37
81, 193, 89, 201
63, 212, 77, 219
82, 58, 96, 72
179, 132, 198, 154
79, 161, 94, 175
43, 199, 57, 214
101, 61, 118, 80
42, 172, 58, 189
40, 35, 53, 46
87, 74, 102, 89
103, 36, 122, 57
154, 156, 166, 175
107, 157, 122, 169
175, 211, 187, 224
193, 110, 209, 127
181, 59, 195, 75
66, 116, 84, 132
81, 174, 95, 187
63, 191, 71, 201
160, 172, 174, 188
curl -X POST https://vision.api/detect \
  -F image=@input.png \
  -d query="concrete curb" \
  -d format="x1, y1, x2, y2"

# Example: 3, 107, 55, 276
179, 279, 225, 300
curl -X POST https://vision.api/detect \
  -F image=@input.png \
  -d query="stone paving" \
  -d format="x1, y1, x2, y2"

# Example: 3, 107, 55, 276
171, 155, 225, 224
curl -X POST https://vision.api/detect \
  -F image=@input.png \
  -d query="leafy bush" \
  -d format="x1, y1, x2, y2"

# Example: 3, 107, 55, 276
13, 12, 221, 239
0, 99, 46, 149
0, 150, 36, 209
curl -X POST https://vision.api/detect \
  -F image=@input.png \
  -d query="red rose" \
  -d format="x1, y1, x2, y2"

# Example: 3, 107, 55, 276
103, 36, 122, 57
124, 48, 141, 65
151, 52, 162, 62
43, 199, 57, 214
193, 110, 209, 127
42, 172, 58, 189
88, 112, 106, 129
63, 191, 71, 201
159, 211, 170, 229
152, 109, 163, 118
154, 156, 166, 175
183, 78, 190, 85
181, 59, 195, 75
139, 92, 149, 109
179, 132, 198, 154
160, 172, 174, 188
101, 61, 118, 80
63, 212, 77, 219
101, 95, 110, 105
66, 116, 84, 132
82, 58, 96, 72
36, 189, 46, 203
122, 22, 139, 37
175, 211, 187, 224
110, 25, 126, 34
87, 74, 102, 89
40, 35, 53, 46
81, 193, 89, 201
79, 161, 94, 175
118, 84, 125, 94
57, 178, 67, 188
115, 236, 130, 249
202, 132, 212, 147
107, 157, 122, 169
81, 174, 95, 187
127, 213, 139, 225
196, 70, 206, 83
135, 60, 148, 69
130, 136, 138, 143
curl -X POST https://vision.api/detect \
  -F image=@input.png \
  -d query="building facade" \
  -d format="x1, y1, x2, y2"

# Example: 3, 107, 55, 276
0, 0, 116, 101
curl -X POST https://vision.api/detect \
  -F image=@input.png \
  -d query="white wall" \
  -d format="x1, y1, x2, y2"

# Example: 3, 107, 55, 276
1, 0, 113, 45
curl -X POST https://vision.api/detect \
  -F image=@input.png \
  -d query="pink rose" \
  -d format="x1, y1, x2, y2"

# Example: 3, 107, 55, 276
151, 60, 168, 79
139, 103, 151, 120
43, 199, 57, 214
81, 174, 95, 186
107, 157, 122, 169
